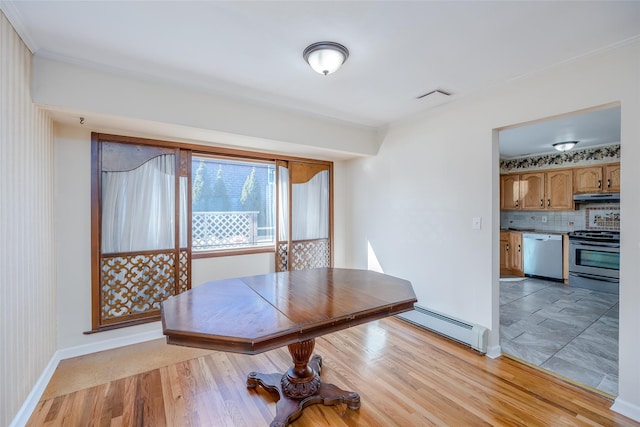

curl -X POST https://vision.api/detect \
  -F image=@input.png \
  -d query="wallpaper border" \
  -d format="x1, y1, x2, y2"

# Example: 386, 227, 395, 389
500, 144, 620, 173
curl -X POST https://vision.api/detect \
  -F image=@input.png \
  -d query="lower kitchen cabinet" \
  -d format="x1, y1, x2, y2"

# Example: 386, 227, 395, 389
500, 231, 524, 277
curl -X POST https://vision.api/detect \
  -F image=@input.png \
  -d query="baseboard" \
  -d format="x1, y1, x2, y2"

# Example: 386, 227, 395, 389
10, 328, 163, 427
611, 397, 640, 422
56, 328, 164, 360
9, 352, 61, 427
485, 344, 502, 359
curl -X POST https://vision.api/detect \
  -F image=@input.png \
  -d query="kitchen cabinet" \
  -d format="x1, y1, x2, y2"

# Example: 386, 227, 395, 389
545, 169, 574, 210
604, 163, 620, 192
500, 169, 573, 211
519, 172, 545, 210
500, 175, 520, 209
500, 231, 523, 276
573, 163, 620, 193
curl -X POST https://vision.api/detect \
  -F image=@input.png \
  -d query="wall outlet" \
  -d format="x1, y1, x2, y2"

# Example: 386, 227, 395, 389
541, 216, 548, 223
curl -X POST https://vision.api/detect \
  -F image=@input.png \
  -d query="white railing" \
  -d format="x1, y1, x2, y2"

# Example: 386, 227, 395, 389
193, 211, 273, 251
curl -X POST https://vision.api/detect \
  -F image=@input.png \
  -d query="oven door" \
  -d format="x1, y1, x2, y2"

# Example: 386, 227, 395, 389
569, 240, 620, 279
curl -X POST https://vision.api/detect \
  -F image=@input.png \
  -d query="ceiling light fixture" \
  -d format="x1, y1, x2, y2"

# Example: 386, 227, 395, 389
303, 41, 349, 76
552, 141, 578, 152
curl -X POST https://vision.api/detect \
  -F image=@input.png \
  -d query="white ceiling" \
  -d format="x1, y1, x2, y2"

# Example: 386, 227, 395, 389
2, 1, 639, 155
499, 105, 621, 159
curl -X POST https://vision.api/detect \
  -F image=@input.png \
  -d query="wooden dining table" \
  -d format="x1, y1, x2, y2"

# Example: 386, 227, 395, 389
161, 267, 417, 427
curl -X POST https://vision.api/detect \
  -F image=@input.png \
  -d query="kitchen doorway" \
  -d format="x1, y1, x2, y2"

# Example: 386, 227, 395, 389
497, 103, 621, 397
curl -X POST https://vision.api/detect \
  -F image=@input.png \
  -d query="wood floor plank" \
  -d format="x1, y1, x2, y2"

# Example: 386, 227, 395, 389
27, 318, 639, 427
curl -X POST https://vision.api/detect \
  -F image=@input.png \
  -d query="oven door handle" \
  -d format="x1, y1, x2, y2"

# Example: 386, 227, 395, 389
569, 272, 619, 283
569, 240, 620, 249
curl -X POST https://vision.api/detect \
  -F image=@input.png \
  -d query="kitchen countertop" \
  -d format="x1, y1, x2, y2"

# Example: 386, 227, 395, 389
500, 228, 568, 235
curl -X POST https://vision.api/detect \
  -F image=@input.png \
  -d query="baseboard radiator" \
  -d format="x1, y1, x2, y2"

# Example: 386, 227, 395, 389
397, 305, 488, 354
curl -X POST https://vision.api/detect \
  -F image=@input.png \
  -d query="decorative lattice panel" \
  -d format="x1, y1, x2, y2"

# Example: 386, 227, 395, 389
291, 239, 330, 271
192, 211, 257, 250
100, 252, 176, 322
178, 250, 189, 293
276, 242, 288, 272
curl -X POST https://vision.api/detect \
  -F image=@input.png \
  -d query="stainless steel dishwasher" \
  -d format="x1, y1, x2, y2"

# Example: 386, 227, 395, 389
522, 233, 563, 280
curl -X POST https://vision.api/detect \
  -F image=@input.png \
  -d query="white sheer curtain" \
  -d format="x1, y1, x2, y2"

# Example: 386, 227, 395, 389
101, 155, 176, 253
292, 170, 329, 241
278, 165, 289, 241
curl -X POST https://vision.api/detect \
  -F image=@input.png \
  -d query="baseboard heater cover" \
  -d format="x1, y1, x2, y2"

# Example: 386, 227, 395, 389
397, 305, 488, 354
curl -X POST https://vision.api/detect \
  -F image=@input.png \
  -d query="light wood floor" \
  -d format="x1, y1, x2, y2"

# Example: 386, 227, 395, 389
28, 318, 638, 426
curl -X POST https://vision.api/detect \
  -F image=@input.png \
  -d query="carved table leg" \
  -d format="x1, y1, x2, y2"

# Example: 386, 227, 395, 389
246, 338, 360, 427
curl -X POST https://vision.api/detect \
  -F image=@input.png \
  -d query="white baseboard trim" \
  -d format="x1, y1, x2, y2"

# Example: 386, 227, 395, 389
56, 328, 164, 360
485, 344, 502, 359
611, 397, 640, 422
9, 352, 61, 427
10, 328, 164, 427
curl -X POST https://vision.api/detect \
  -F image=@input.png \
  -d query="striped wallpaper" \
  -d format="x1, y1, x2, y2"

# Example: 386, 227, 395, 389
1, 11, 56, 426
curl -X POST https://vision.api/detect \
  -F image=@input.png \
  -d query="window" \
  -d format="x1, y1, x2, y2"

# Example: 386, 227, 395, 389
276, 161, 332, 271
192, 156, 275, 253
91, 133, 333, 331
90, 136, 189, 332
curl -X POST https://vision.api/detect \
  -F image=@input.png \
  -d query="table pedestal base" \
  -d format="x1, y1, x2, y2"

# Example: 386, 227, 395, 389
246, 340, 360, 427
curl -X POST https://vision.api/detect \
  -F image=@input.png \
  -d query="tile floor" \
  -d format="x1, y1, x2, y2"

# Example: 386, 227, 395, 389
500, 277, 619, 396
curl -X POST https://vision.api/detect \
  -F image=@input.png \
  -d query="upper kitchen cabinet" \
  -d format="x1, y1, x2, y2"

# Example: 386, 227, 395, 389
519, 172, 545, 210
546, 169, 574, 210
574, 162, 620, 193
604, 163, 621, 192
500, 175, 520, 209
501, 169, 573, 211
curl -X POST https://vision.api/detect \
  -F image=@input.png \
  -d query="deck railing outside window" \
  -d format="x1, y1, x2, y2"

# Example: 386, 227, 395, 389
192, 211, 274, 251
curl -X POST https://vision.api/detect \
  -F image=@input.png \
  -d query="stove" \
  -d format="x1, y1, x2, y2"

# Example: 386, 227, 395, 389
568, 230, 619, 294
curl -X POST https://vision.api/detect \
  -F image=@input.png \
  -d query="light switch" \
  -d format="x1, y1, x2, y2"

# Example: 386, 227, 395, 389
472, 217, 482, 230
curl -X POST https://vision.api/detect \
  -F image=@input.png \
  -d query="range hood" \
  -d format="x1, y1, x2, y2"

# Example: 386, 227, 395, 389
573, 193, 620, 204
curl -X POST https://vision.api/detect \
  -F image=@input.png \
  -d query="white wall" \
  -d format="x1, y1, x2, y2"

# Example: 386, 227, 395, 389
345, 40, 640, 417
1, 12, 56, 427
34, 56, 379, 158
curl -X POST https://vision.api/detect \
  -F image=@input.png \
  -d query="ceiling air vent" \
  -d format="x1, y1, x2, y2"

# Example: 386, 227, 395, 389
416, 89, 452, 99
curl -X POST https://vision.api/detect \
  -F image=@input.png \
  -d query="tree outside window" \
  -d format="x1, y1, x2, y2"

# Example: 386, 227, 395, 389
191, 157, 275, 251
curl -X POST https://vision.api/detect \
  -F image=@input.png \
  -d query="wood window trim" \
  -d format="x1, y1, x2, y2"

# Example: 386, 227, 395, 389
90, 133, 334, 332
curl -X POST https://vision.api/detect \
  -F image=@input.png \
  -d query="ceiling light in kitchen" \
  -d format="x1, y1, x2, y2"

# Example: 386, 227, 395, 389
552, 141, 578, 152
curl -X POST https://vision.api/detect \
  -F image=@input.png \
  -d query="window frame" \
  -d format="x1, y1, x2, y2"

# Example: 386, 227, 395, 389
90, 133, 333, 332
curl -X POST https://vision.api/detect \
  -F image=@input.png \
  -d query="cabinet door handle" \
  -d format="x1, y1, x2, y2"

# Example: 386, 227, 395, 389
515, 200, 519, 208
547, 199, 551, 207
540, 199, 543, 207
518, 244, 521, 253
506, 244, 509, 252
598, 179, 602, 188
607, 179, 611, 188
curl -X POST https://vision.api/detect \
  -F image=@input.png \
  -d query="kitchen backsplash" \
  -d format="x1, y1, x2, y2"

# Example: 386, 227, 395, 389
585, 206, 620, 230
500, 144, 620, 173
501, 204, 620, 232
